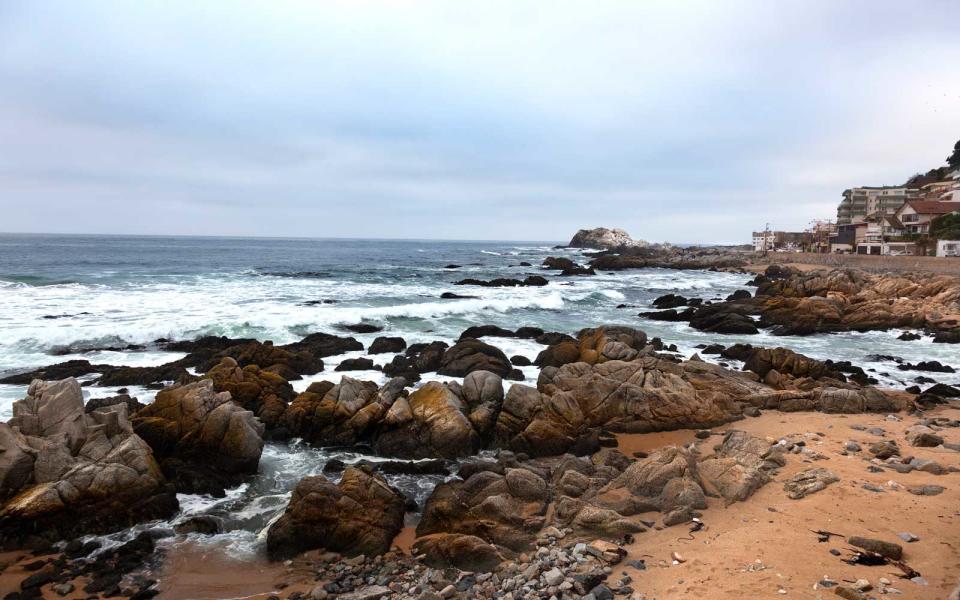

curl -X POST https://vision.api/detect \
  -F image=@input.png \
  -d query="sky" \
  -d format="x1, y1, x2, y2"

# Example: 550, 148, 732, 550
1, 1, 958, 243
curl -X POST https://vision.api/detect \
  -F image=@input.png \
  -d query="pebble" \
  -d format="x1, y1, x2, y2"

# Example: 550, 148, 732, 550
897, 532, 919, 542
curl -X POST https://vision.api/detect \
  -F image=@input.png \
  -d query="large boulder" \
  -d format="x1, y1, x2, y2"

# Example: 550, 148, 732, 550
437, 339, 514, 378
132, 378, 264, 494
567, 227, 641, 249
417, 468, 550, 552
497, 358, 744, 457
375, 382, 483, 459
266, 467, 406, 560
0, 379, 176, 544
697, 431, 784, 503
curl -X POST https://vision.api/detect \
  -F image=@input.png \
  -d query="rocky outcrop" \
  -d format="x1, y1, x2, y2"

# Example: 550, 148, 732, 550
498, 356, 907, 458
0, 379, 176, 544
280, 332, 364, 358
497, 358, 747, 457
567, 228, 640, 249
600, 446, 705, 525
743, 267, 960, 336
190, 340, 323, 378
266, 467, 406, 560
132, 378, 264, 495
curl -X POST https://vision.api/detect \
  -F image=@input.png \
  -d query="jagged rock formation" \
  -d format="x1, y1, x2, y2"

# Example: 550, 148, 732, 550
0, 379, 176, 544
132, 378, 265, 495
740, 266, 960, 335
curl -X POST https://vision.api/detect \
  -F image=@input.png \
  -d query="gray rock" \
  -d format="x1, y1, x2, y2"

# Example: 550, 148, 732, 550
783, 468, 840, 499
897, 532, 919, 543
905, 425, 944, 447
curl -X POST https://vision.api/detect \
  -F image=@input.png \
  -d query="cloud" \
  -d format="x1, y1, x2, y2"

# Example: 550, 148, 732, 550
0, 0, 958, 243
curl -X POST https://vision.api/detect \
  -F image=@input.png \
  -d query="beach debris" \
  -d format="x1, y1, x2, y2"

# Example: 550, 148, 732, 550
671, 551, 686, 564
810, 529, 845, 543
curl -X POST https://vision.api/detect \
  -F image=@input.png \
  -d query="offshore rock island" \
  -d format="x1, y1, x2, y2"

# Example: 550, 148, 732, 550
0, 230, 958, 600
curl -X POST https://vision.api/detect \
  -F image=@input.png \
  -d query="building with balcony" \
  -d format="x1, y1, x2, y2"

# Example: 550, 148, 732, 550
836, 186, 917, 225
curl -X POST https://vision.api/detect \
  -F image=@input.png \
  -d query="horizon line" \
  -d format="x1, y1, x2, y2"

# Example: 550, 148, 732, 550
0, 230, 746, 246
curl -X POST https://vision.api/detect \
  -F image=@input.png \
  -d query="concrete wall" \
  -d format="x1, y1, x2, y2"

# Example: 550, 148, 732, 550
757, 252, 960, 275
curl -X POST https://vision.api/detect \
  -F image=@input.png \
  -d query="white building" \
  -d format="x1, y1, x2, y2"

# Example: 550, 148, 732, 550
938, 239, 960, 257
752, 231, 775, 252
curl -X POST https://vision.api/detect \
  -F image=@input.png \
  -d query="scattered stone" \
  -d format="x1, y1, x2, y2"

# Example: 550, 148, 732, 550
783, 468, 840, 499
898, 532, 919, 543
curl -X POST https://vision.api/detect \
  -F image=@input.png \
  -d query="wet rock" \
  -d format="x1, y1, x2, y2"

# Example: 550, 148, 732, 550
454, 276, 549, 287
335, 358, 377, 372
368, 337, 407, 355
437, 339, 513, 378
266, 468, 406, 560
174, 515, 224, 535
84, 393, 145, 415
783, 468, 839, 499
281, 332, 364, 358
899, 360, 955, 373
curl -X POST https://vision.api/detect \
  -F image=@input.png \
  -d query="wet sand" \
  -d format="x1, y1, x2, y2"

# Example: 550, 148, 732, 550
615, 407, 960, 599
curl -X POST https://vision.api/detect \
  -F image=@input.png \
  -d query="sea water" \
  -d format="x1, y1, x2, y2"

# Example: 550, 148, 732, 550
1, 233, 956, 557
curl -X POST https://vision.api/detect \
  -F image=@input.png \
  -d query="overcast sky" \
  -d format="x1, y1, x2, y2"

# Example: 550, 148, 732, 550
1, 1, 958, 243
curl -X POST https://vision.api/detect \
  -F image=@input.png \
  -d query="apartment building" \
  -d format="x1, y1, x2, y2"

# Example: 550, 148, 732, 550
836, 186, 916, 225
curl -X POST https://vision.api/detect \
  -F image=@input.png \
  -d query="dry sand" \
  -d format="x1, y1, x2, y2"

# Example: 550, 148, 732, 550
616, 406, 960, 599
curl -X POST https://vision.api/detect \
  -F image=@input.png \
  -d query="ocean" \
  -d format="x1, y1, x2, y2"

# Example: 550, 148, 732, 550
1, 233, 957, 559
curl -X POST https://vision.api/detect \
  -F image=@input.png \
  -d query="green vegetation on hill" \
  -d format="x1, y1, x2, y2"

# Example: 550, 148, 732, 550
931, 212, 960, 241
